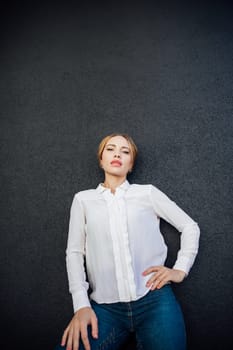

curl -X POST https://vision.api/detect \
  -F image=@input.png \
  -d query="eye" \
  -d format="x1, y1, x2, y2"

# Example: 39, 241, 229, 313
106, 147, 114, 151
123, 151, 130, 154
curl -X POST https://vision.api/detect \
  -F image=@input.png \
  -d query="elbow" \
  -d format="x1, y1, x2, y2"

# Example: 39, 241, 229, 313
185, 221, 200, 237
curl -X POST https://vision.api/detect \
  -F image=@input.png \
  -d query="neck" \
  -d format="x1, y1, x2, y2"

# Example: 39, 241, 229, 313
103, 175, 127, 193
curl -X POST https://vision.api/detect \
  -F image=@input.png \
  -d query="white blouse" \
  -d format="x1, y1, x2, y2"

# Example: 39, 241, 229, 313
66, 180, 200, 312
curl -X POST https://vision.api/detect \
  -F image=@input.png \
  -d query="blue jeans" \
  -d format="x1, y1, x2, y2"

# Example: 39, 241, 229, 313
56, 285, 186, 350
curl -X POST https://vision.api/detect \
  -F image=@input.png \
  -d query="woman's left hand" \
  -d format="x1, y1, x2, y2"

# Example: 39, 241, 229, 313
142, 266, 187, 290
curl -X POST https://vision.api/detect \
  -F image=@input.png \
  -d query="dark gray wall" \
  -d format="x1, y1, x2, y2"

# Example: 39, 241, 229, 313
1, 1, 232, 349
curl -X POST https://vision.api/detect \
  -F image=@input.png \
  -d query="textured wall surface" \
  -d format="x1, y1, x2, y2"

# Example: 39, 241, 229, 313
0, 1, 233, 349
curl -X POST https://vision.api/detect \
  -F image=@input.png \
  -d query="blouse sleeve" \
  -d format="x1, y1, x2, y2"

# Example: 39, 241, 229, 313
149, 185, 200, 275
66, 193, 91, 313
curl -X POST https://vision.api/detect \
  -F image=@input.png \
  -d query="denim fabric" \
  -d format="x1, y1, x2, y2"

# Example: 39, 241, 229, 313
55, 285, 186, 350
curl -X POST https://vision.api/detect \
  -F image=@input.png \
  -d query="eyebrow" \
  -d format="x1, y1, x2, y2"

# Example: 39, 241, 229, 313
106, 143, 130, 150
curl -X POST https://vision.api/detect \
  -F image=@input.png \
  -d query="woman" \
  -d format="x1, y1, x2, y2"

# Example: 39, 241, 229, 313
57, 133, 200, 350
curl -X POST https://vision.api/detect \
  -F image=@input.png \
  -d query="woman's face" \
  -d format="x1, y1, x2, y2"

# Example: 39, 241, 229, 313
100, 135, 133, 178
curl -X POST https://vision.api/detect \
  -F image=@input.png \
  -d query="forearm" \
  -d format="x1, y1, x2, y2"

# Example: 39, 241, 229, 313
66, 250, 90, 312
173, 222, 200, 274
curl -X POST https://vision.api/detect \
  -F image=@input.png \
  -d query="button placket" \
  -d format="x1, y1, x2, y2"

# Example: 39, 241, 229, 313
103, 189, 136, 300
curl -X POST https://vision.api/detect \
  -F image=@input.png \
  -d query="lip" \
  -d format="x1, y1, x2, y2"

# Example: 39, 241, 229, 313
110, 160, 122, 166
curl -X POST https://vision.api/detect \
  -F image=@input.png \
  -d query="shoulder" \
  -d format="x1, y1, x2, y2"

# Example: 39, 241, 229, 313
129, 183, 160, 191
73, 188, 99, 201
130, 183, 151, 190
128, 183, 154, 195
129, 183, 168, 198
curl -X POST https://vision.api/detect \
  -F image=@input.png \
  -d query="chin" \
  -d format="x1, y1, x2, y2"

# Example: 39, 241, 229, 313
108, 170, 127, 177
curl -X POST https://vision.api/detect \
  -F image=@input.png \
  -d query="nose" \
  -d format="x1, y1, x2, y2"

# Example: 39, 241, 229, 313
114, 151, 121, 158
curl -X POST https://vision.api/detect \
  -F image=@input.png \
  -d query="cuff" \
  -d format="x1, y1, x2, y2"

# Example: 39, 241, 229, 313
72, 291, 91, 313
173, 256, 193, 275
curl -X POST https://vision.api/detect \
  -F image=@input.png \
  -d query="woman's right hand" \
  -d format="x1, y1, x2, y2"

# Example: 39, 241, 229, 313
61, 307, 98, 350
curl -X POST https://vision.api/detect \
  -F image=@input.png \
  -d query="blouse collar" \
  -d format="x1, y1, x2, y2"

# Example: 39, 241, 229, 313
96, 179, 130, 194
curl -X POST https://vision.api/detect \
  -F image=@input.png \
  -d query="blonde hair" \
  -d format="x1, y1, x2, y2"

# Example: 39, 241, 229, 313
97, 133, 138, 169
